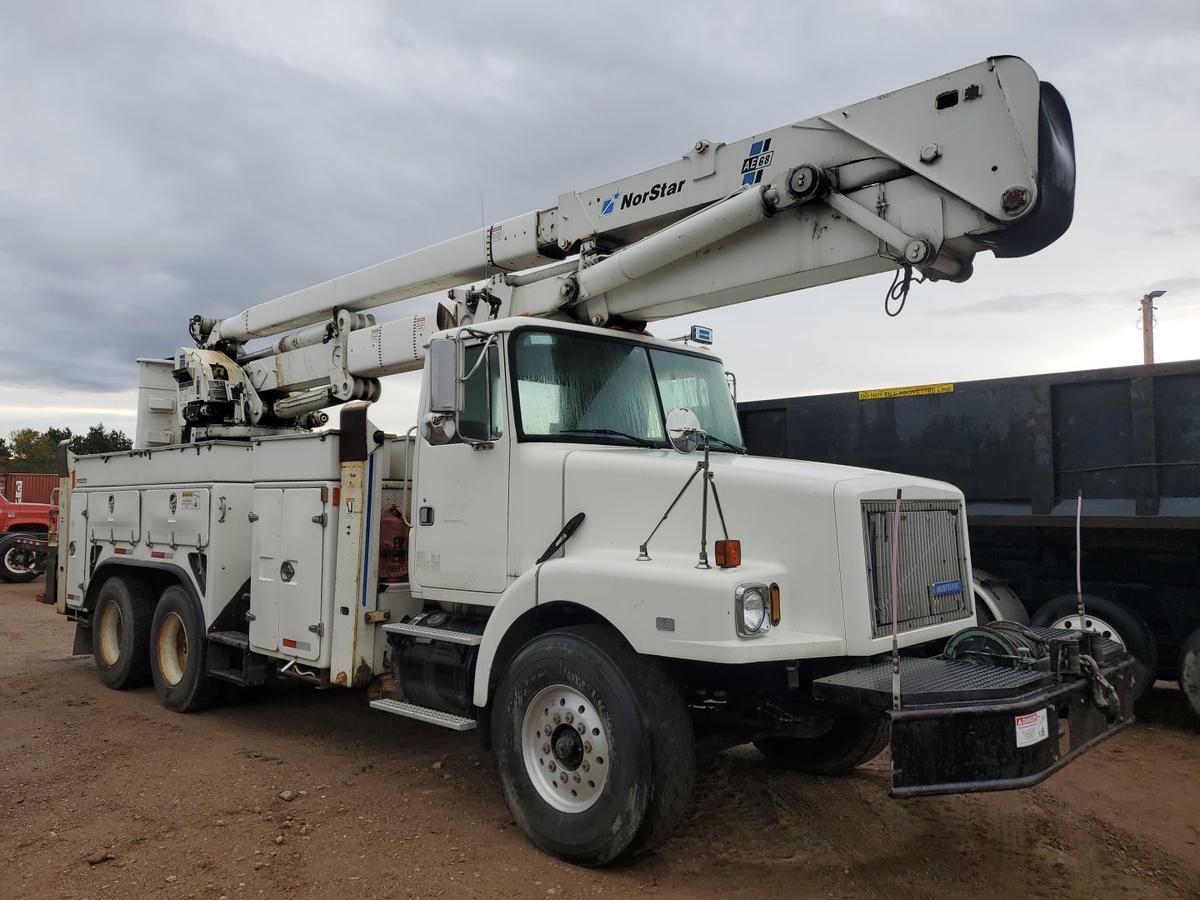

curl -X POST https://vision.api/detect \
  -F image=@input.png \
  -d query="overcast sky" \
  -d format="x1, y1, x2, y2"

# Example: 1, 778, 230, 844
2, 1, 1198, 438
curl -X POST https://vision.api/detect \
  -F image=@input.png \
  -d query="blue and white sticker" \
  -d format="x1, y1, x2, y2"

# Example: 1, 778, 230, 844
930, 579, 963, 597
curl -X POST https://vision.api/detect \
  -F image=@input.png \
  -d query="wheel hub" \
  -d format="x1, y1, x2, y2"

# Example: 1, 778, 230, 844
157, 611, 189, 686
521, 684, 610, 813
552, 724, 585, 770
98, 600, 124, 667
4, 546, 32, 575
1049, 613, 1126, 649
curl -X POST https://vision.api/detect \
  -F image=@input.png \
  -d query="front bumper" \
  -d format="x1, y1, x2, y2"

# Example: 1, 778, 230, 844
813, 628, 1135, 796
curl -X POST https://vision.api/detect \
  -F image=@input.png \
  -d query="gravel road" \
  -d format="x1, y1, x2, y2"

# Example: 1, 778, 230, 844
3, 580, 1198, 898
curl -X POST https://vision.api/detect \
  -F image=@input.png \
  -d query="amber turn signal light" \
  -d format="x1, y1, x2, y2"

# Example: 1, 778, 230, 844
715, 539, 741, 568
769, 582, 781, 625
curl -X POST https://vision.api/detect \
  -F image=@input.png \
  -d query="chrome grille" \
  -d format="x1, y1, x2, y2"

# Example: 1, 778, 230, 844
861, 499, 972, 638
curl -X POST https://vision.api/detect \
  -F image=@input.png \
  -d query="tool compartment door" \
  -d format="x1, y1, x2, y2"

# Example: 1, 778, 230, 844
89, 489, 140, 546
249, 487, 327, 661
143, 488, 211, 549
64, 491, 89, 607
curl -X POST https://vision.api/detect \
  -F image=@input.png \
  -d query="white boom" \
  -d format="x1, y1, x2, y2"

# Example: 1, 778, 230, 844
169, 55, 1071, 441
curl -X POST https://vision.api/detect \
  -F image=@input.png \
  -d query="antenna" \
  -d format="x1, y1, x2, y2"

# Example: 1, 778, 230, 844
890, 489, 903, 711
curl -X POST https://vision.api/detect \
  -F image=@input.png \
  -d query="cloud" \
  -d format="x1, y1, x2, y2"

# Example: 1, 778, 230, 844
1, 1, 1199, 425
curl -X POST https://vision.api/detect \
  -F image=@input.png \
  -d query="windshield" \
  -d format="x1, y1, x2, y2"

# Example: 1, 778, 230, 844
511, 329, 744, 450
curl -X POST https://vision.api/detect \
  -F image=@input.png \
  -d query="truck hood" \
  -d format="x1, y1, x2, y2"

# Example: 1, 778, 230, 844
556, 447, 967, 655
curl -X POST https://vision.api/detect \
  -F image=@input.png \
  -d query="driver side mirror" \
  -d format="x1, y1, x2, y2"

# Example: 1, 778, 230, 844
428, 338, 459, 414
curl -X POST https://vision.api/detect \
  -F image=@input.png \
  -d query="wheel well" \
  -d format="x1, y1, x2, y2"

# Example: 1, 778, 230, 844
7, 524, 48, 534
477, 602, 634, 748
83, 562, 187, 614
489, 603, 632, 696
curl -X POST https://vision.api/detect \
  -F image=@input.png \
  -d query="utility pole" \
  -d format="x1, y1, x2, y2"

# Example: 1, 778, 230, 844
1140, 289, 1167, 365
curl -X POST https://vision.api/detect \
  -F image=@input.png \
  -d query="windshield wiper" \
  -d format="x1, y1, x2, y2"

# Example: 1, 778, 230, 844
555, 428, 660, 448
702, 434, 746, 454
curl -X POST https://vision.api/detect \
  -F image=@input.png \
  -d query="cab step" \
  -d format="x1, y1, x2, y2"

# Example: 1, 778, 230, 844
369, 698, 477, 731
382, 621, 482, 646
208, 630, 251, 650
205, 629, 267, 686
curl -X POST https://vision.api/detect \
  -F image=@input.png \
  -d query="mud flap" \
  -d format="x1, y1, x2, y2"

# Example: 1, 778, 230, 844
72, 623, 92, 656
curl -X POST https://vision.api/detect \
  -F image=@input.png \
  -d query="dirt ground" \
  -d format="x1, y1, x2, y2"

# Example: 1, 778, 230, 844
2, 580, 1199, 900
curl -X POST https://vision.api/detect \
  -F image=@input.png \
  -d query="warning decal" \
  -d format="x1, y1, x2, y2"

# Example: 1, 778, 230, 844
857, 383, 955, 401
1014, 708, 1049, 748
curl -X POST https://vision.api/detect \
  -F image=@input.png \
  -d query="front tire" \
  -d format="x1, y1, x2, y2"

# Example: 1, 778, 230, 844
91, 575, 154, 689
754, 713, 890, 774
149, 584, 216, 713
491, 626, 695, 866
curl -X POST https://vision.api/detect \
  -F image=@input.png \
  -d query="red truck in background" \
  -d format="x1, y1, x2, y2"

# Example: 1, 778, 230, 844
0, 485, 53, 582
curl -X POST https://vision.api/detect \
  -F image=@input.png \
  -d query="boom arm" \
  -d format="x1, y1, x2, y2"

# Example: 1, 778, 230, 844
169, 56, 1072, 443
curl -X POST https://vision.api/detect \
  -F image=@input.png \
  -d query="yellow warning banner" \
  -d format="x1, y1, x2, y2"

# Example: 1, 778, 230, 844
857, 382, 955, 401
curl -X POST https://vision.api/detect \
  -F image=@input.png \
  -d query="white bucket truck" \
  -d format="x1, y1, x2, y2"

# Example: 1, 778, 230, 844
50, 57, 1133, 865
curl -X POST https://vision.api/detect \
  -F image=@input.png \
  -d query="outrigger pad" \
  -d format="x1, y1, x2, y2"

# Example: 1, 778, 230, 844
813, 628, 1135, 796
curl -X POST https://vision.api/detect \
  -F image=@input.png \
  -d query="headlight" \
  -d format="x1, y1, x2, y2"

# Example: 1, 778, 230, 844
735, 583, 771, 637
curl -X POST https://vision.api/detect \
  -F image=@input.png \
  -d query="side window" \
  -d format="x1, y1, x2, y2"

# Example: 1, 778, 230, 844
458, 344, 504, 442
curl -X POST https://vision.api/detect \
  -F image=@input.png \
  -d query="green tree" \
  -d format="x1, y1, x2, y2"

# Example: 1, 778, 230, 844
6, 428, 59, 471
70, 424, 132, 456
1, 424, 132, 473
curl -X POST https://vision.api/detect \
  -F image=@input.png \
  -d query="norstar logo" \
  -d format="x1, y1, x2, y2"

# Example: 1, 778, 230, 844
600, 180, 685, 216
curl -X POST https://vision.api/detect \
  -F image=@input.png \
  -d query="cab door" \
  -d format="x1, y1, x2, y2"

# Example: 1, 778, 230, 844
410, 341, 511, 593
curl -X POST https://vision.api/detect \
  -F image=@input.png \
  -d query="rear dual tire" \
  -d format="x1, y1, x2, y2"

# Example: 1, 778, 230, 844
92, 576, 154, 689
149, 584, 216, 713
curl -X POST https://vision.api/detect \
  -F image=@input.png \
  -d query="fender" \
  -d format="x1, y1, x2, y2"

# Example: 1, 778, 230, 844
85, 557, 204, 613
472, 554, 844, 708
74, 558, 207, 657
472, 565, 541, 707
972, 568, 1029, 624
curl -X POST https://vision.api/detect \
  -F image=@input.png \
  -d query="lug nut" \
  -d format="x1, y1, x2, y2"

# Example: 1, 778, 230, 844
573, 773, 581, 783
548, 761, 557, 772
560, 772, 569, 784
582, 761, 590, 772
565, 712, 574, 724
542, 743, 550, 754
552, 713, 561, 724
583, 741, 592, 753
576, 723, 586, 734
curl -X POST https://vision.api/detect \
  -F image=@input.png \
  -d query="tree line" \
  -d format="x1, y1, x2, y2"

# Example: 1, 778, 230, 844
0, 424, 133, 473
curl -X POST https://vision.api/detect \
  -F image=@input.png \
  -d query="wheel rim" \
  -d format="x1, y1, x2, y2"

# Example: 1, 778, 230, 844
4, 546, 31, 575
1049, 613, 1126, 649
521, 684, 610, 813
97, 600, 124, 667
157, 611, 189, 686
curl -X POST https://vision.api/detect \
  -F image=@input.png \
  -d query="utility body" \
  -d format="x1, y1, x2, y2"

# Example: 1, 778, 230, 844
51, 57, 1134, 864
